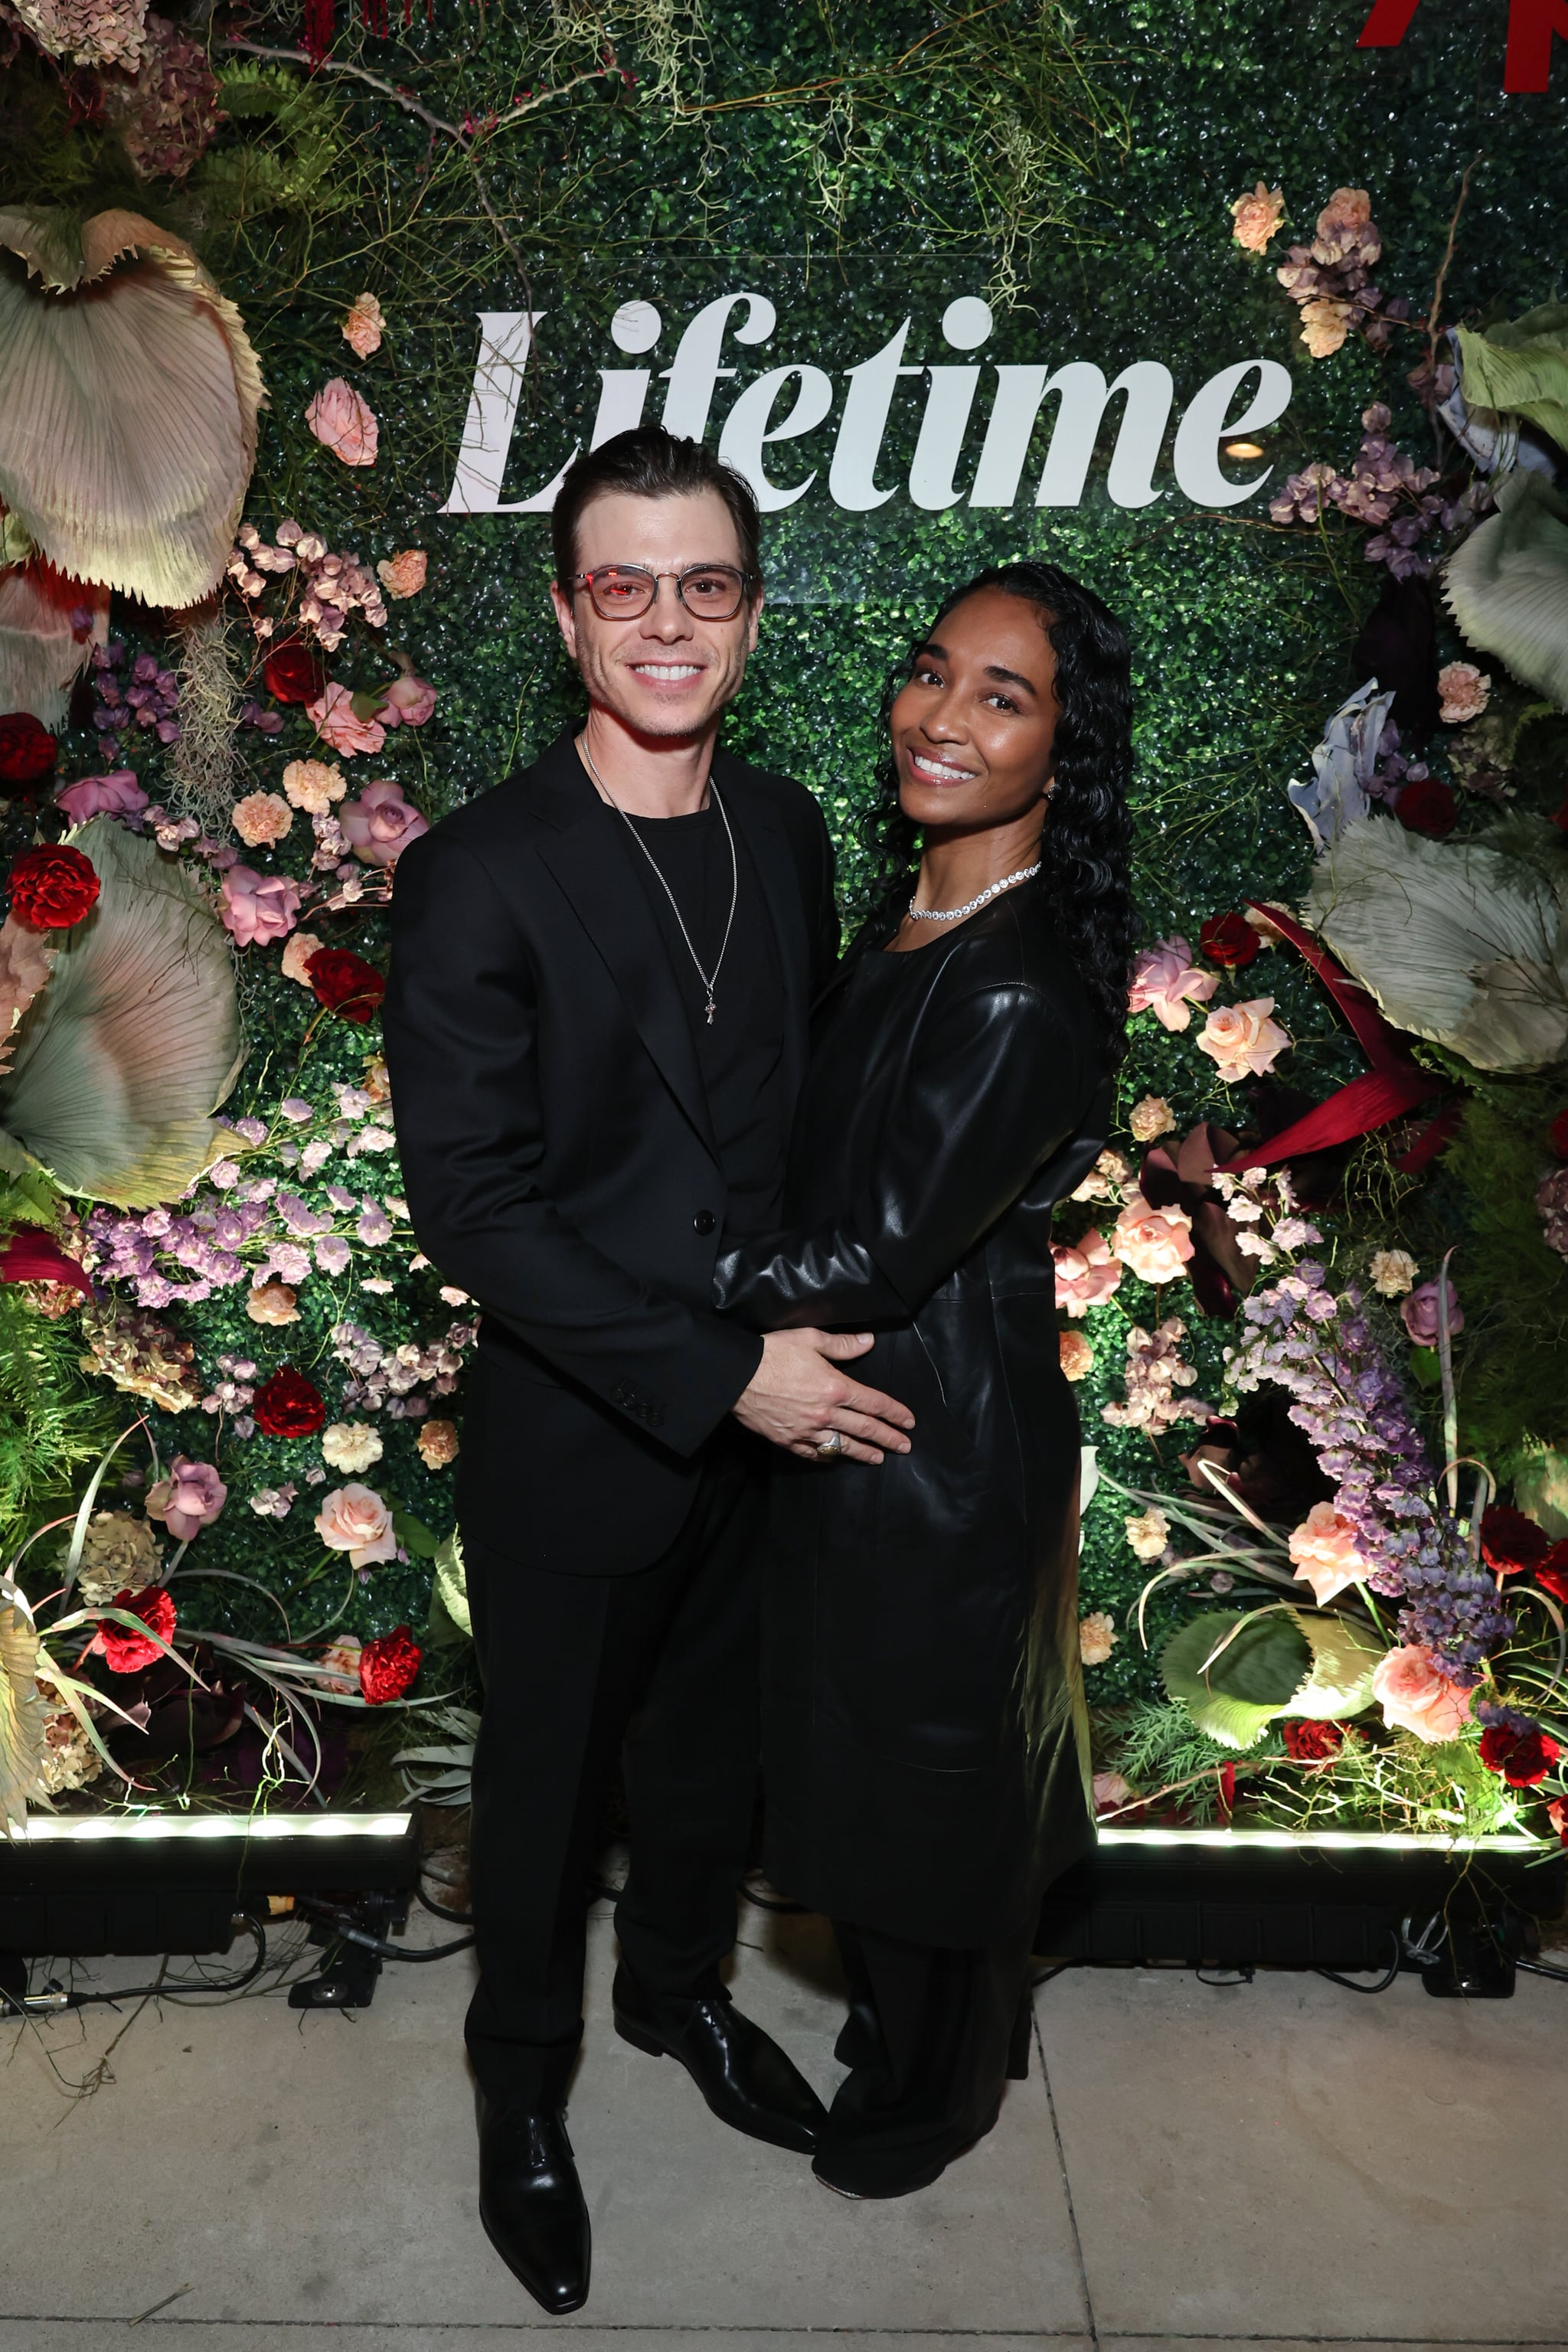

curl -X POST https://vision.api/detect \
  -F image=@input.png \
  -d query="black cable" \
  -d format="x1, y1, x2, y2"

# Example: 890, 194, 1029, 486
1516, 1955, 1568, 1984
416, 1885, 473, 1926
0, 1917, 270, 2017
1314, 1932, 1402, 1994
741, 1880, 807, 1916
1197, 1965, 1255, 1987
1030, 1961, 1073, 1988
296, 1899, 473, 1962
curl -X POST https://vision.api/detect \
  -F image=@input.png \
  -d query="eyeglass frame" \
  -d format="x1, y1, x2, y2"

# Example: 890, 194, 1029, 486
568, 561, 759, 622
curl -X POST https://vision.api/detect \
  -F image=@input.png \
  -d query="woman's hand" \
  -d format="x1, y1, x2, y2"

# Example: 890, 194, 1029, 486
732, 1330, 914, 1465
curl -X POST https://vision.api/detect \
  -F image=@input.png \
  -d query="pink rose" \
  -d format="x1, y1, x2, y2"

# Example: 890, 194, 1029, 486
279, 929, 326, 987
1054, 1227, 1123, 1316
305, 377, 379, 466
318, 1634, 364, 1695
145, 1455, 226, 1542
376, 550, 427, 600
1372, 1645, 1474, 1745
377, 672, 437, 729
1110, 1192, 1195, 1285
231, 791, 293, 848
1288, 1501, 1367, 1606
1128, 937, 1219, 1033
220, 864, 301, 947
340, 780, 429, 867
1093, 1769, 1137, 1816
1400, 1276, 1463, 1347
308, 681, 386, 758
55, 770, 147, 825
341, 293, 385, 358
315, 1481, 397, 1569
1437, 662, 1491, 725
1195, 998, 1291, 1083
1230, 181, 1284, 254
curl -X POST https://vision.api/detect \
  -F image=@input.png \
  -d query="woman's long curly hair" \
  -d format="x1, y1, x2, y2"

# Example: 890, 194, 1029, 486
858, 560, 1134, 1065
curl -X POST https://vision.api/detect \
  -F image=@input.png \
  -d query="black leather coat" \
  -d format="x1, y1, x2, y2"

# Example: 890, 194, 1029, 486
714, 877, 1110, 1946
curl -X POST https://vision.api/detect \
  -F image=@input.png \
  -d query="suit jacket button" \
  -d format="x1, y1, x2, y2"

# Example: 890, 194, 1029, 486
693, 1210, 716, 1236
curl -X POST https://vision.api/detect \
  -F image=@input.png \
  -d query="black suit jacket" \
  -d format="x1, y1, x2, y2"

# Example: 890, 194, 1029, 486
382, 729, 838, 1573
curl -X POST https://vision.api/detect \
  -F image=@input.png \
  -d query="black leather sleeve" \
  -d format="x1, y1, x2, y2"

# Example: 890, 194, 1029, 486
806, 795, 841, 998
384, 829, 763, 1455
714, 979, 1090, 1331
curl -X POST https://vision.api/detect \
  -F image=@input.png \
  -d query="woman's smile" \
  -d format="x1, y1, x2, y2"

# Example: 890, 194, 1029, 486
905, 746, 980, 788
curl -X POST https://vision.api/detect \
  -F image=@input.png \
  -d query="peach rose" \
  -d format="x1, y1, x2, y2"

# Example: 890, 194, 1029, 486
282, 757, 346, 813
1129, 1095, 1176, 1144
1079, 1611, 1117, 1666
1230, 181, 1284, 253
1058, 1330, 1094, 1383
416, 1418, 459, 1468
280, 929, 325, 988
1110, 1192, 1194, 1285
220, 865, 300, 947
305, 377, 378, 466
1128, 937, 1220, 1032
247, 1279, 300, 1326
322, 1421, 384, 1475
379, 671, 437, 729
232, 790, 293, 848
1288, 1501, 1367, 1606
340, 780, 428, 867
1437, 662, 1491, 725
1300, 298, 1354, 359
315, 1481, 397, 1568
1054, 1227, 1123, 1316
1370, 1248, 1417, 1298
377, 549, 428, 600
318, 1635, 363, 1695
308, 682, 386, 758
1372, 1645, 1474, 1744
341, 292, 385, 358
1195, 998, 1290, 1084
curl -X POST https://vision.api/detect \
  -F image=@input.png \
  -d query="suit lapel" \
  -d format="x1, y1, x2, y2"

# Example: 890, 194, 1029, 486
714, 754, 810, 1106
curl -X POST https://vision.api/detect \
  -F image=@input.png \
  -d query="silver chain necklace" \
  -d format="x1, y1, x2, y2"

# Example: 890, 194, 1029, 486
578, 736, 739, 1024
906, 861, 1041, 923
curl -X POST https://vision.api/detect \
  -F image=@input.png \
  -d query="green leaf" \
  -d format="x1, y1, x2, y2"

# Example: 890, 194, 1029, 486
1443, 468, 1568, 714
1409, 1344, 1442, 1387
1289, 1609, 1383, 1720
392, 1509, 439, 1560
1159, 1609, 1311, 1750
1459, 307, 1568, 452
1, 1602, 44, 1835
433, 1528, 471, 1641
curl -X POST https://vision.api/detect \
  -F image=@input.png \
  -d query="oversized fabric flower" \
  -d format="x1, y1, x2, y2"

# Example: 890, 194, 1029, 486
1478, 1507, 1550, 1578
322, 1420, 384, 1474
341, 293, 385, 358
1195, 998, 1290, 1084
0, 712, 58, 791
1371, 1645, 1473, 1743
231, 791, 292, 848
1127, 936, 1219, 1031
1400, 1276, 1463, 1346
378, 672, 437, 729
1198, 912, 1259, 969
1128, 1096, 1175, 1144
220, 864, 300, 947
253, 1366, 325, 1439
1369, 1248, 1417, 1297
1437, 662, 1491, 724
1053, 1227, 1122, 1315
316, 1481, 397, 1569
1110, 1192, 1194, 1285
1057, 1331, 1093, 1382
377, 550, 427, 599
246, 1279, 300, 1326
144, 1455, 225, 1540
54, 769, 146, 825
99, 1583, 175, 1673
263, 640, 328, 705
281, 757, 345, 812
308, 682, 385, 757
359, 1623, 421, 1703
305, 378, 378, 466
8, 843, 100, 929
1230, 181, 1284, 254
1078, 1612, 1117, 1665
306, 947, 385, 1023
1288, 1501, 1367, 1606
340, 780, 428, 867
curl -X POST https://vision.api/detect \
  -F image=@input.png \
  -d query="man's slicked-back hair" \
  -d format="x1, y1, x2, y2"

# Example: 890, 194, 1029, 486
551, 426, 763, 590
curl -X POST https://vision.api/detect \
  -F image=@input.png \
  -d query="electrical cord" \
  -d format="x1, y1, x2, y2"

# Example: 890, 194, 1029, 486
0, 1916, 270, 2017
1516, 1955, 1568, 1984
1314, 1932, 1403, 1994
296, 1897, 473, 1962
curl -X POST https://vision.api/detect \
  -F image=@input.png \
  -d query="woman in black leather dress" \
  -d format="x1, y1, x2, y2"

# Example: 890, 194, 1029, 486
714, 561, 1132, 2199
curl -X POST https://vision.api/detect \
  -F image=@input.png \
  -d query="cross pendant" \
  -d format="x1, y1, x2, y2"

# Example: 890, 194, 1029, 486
704, 998, 717, 1025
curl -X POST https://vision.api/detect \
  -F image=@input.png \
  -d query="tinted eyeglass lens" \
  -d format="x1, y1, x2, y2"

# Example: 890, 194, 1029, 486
679, 567, 746, 617
583, 566, 748, 620
589, 567, 657, 617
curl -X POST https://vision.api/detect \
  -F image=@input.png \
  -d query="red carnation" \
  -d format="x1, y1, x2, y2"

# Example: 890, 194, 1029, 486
99, 1583, 176, 1673
8, 842, 100, 929
0, 712, 58, 792
1479, 1505, 1550, 1578
306, 947, 385, 1024
1535, 1544, 1568, 1606
263, 637, 328, 706
1478, 1722, 1560, 1788
1282, 1718, 1345, 1764
1549, 1108, 1568, 1160
252, 1364, 326, 1438
1199, 911, 1260, 969
359, 1624, 422, 1705
1396, 778, 1457, 838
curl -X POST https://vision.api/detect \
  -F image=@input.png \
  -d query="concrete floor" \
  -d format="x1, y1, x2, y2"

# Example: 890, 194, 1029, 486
3, 1887, 1566, 2351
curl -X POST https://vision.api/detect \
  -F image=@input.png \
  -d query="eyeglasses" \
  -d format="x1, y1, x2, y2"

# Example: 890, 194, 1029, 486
570, 563, 755, 622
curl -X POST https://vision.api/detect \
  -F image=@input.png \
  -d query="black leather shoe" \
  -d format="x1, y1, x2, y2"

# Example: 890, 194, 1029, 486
612, 1965, 827, 2154
477, 2102, 590, 2314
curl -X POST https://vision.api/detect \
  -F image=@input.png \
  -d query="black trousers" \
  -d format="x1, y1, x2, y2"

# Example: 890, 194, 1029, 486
461, 1432, 763, 2110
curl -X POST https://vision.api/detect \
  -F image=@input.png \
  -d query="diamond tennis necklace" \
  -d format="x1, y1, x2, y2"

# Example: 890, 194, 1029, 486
577, 735, 739, 1023
906, 861, 1041, 923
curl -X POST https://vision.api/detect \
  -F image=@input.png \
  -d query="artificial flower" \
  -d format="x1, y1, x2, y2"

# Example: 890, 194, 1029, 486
1537, 1547, 1568, 1606
305, 377, 379, 466
1110, 1194, 1194, 1285
8, 843, 100, 929
416, 1418, 459, 1468
1078, 1611, 1117, 1665
282, 758, 346, 814
340, 779, 428, 867
316, 1481, 397, 1569
378, 671, 437, 728
1198, 911, 1260, 969
246, 1279, 300, 1326
73, 1510, 162, 1609
1371, 1645, 1473, 1743
306, 947, 385, 1023
1437, 662, 1491, 724
0, 712, 57, 791
1370, 1248, 1418, 1297
1282, 1719, 1344, 1764
1053, 1227, 1123, 1315
1195, 998, 1291, 1084
1057, 1330, 1094, 1382
54, 770, 146, 825
1288, 1501, 1367, 1606
377, 550, 427, 599
1548, 1797, 1568, 1845
318, 1634, 363, 1694
341, 292, 385, 358
231, 791, 293, 848
253, 1365, 326, 1439
1127, 936, 1219, 1031
220, 864, 300, 947
264, 639, 328, 705
98, 1583, 176, 1673
144, 1454, 226, 1540
1478, 1506, 1550, 1578
280, 929, 327, 987
1070, 1147, 1132, 1204
1298, 297, 1354, 359
1229, 181, 1285, 253
359, 1622, 421, 1703
1396, 776, 1458, 838
1399, 1276, 1463, 1346
1478, 1717, 1560, 1787
1092, 1769, 1137, 1816
1128, 1096, 1176, 1145
1123, 1505, 1170, 1561
321, 1419, 384, 1474
307, 681, 386, 757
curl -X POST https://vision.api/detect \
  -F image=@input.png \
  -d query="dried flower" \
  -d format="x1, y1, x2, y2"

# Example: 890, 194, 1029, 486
305, 378, 379, 466
1123, 1505, 1170, 1562
341, 293, 385, 358
99, 10, 221, 181
1101, 1317, 1211, 1437
377, 550, 428, 599
321, 1420, 384, 1474
79, 1299, 200, 1412
1370, 1248, 1418, 1297
1538, 1165, 1568, 1262
1299, 297, 1354, 359
1195, 998, 1291, 1084
1437, 662, 1491, 725
73, 1510, 162, 1609
1230, 181, 1285, 254
232, 791, 292, 848
1057, 1330, 1094, 1383
1078, 1611, 1117, 1665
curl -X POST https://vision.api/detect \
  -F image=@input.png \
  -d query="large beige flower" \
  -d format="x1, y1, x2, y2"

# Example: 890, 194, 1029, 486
1195, 998, 1290, 1084
282, 758, 346, 814
1300, 298, 1353, 360
321, 1421, 384, 1475
1230, 181, 1284, 254
315, 1481, 396, 1568
1110, 1193, 1194, 1285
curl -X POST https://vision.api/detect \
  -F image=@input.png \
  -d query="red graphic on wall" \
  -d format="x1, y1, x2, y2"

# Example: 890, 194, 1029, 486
1358, 0, 1568, 90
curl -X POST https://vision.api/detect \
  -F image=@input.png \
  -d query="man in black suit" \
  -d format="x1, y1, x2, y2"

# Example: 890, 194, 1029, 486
384, 427, 913, 2312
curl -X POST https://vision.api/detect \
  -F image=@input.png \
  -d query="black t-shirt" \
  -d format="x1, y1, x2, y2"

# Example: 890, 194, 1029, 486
622, 797, 789, 1237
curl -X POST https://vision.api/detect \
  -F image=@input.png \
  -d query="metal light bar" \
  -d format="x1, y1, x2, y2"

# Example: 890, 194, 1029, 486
1099, 1825, 1542, 1854
13, 1811, 411, 1844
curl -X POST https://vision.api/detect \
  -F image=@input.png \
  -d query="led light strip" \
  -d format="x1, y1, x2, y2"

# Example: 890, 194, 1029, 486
1098, 1826, 1544, 1854
11, 1811, 413, 1844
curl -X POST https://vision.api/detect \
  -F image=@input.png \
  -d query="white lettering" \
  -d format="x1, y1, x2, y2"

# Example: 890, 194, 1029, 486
909, 299, 995, 511
828, 322, 923, 511
660, 292, 776, 442
1036, 361, 1174, 509
1171, 358, 1292, 506
440, 312, 568, 514
590, 371, 652, 448
969, 365, 1050, 507
718, 365, 836, 511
